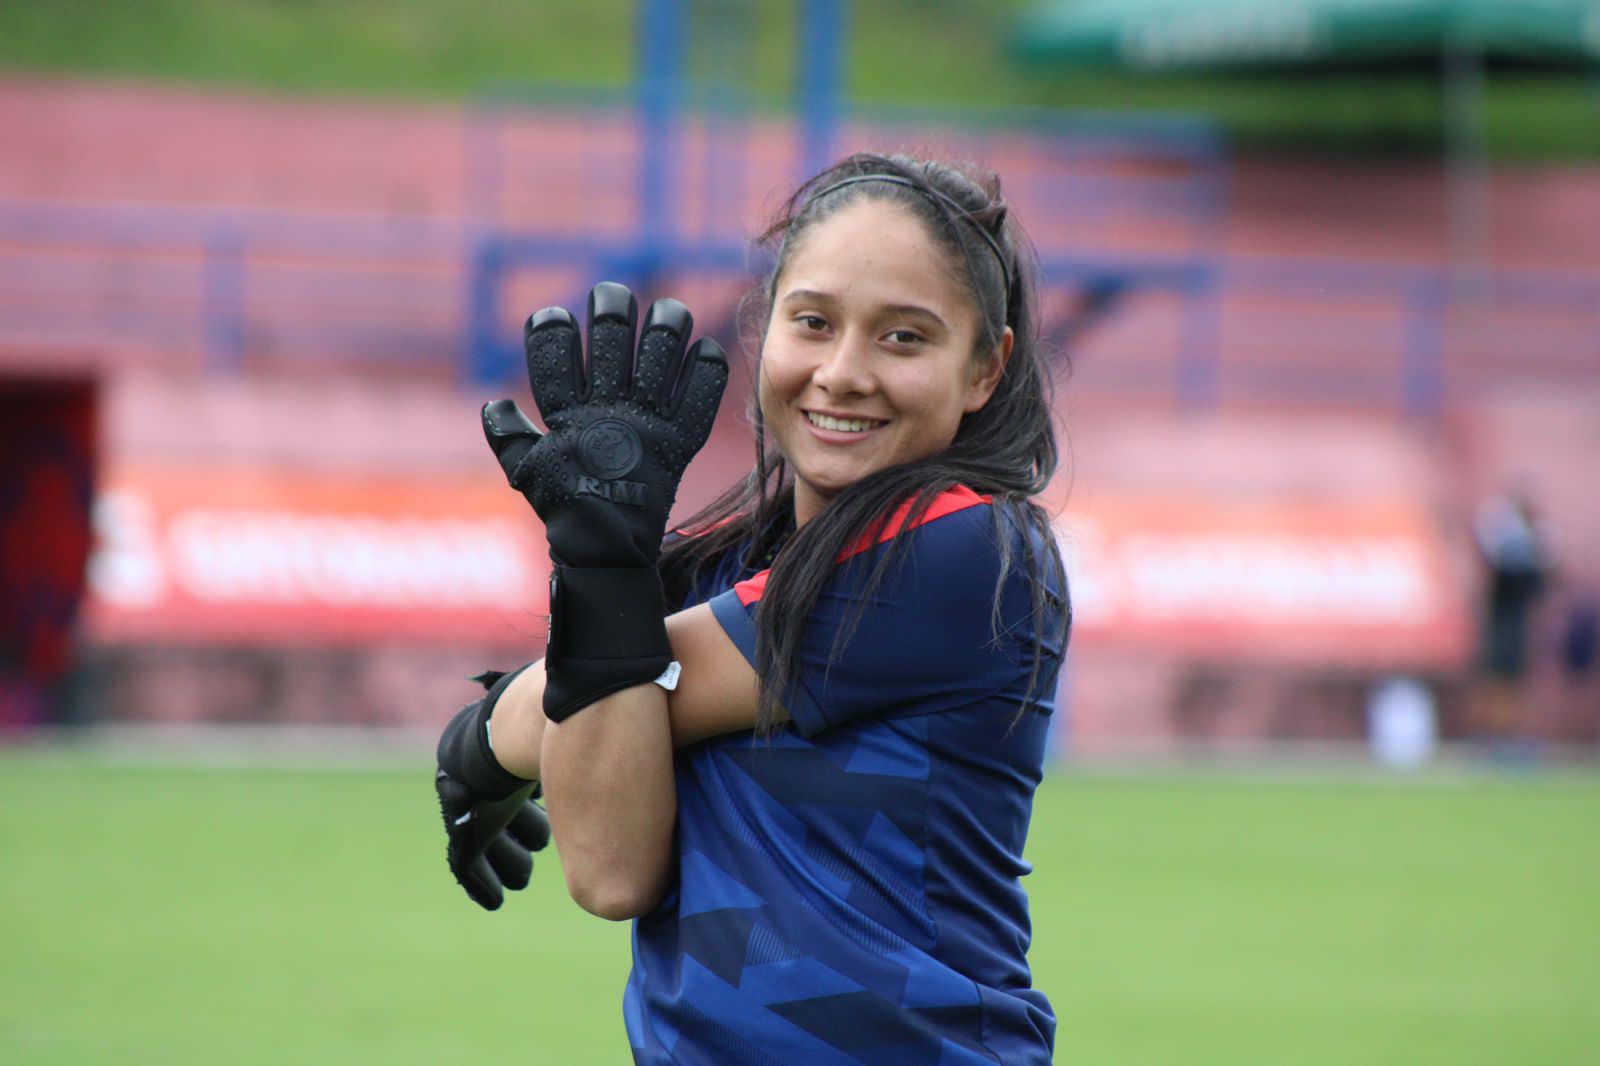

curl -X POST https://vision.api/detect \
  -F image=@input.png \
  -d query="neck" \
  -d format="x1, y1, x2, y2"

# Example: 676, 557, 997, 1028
793, 482, 831, 528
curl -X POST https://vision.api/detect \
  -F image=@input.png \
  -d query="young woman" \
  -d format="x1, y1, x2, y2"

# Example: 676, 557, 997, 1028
434, 153, 1070, 1064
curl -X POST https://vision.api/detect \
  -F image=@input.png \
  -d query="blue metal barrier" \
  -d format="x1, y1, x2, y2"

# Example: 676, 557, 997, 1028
1402, 276, 1448, 418
1, 87, 1596, 413
203, 230, 245, 372
797, 0, 846, 183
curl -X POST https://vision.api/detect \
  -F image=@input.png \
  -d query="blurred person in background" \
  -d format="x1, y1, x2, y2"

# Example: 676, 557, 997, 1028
432, 152, 1069, 1064
1471, 485, 1552, 755
1557, 589, 1598, 741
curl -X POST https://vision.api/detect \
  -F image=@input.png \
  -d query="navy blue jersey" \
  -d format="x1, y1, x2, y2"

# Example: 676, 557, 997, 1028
626, 488, 1067, 1065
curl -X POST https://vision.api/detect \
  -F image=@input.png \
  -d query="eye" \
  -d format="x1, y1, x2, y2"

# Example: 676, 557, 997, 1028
884, 328, 925, 346
794, 313, 829, 333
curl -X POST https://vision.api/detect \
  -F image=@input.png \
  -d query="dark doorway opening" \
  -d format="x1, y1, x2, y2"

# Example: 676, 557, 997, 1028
1, 376, 98, 730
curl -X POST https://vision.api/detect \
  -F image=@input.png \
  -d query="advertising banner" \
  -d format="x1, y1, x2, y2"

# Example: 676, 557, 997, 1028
1059, 495, 1471, 668
84, 461, 549, 648
82, 461, 1471, 669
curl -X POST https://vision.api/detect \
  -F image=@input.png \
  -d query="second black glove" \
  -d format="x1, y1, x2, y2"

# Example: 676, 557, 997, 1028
435, 668, 550, 911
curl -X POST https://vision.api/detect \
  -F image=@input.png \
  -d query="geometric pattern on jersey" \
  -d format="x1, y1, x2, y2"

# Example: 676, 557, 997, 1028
627, 489, 1067, 1065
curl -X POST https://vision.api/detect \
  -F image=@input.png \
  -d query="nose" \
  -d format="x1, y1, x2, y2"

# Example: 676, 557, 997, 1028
811, 329, 875, 397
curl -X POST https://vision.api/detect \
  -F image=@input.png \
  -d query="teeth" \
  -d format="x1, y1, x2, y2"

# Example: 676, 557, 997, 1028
806, 412, 883, 433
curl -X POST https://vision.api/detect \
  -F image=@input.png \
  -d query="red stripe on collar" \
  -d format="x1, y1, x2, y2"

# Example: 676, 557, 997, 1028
732, 486, 991, 607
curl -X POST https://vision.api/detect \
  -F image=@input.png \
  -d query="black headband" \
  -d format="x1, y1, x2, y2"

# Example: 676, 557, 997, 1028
808, 173, 1013, 297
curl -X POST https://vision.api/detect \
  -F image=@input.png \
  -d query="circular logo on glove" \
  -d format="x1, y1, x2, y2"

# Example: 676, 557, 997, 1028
578, 419, 643, 480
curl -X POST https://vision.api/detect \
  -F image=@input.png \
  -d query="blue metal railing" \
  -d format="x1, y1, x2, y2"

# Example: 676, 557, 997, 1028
2, 92, 1596, 413
5, 187, 1594, 415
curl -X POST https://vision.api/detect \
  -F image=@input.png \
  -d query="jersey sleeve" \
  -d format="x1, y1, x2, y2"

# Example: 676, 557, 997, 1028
707, 491, 1064, 738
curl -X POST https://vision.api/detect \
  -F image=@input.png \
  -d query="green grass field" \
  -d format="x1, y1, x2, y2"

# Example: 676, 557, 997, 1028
3, 753, 1596, 1064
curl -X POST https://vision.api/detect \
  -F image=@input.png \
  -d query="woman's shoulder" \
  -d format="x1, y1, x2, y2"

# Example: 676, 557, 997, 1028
858, 487, 1061, 603
943, 492, 1067, 619
874, 486, 1050, 555
845, 484, 994, 559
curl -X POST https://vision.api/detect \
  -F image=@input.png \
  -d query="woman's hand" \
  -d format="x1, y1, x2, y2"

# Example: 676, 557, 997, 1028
480, 281, 728, 723
434, 668, 551, 911
482, 281, 728, 571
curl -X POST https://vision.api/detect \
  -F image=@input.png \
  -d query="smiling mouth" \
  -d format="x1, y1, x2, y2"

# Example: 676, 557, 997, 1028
805, 411, 887, 433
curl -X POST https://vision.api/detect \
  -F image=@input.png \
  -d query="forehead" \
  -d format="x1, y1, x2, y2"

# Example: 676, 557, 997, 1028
777, 198, 972, 313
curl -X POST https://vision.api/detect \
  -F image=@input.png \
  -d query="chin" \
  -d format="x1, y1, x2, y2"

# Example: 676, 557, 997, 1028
807, 466, 881, 498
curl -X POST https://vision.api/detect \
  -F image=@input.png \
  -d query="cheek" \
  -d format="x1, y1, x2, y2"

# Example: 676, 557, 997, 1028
896, 370, 970, 439
757, 341, 809, 404
755, 355, 793, 432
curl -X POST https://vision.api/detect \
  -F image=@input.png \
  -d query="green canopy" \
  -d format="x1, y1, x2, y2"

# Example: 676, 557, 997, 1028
1011, 0, 1600, 277
1012, 0, 1600, 71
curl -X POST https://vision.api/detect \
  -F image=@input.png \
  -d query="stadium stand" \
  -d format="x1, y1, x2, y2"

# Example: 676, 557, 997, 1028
1, 75, 1596, 751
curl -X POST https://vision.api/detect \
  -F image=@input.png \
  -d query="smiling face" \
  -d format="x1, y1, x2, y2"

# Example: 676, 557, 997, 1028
758, 198, 1011, 526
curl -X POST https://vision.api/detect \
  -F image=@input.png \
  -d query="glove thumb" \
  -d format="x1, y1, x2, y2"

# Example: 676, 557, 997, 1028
481, 400, 543, 487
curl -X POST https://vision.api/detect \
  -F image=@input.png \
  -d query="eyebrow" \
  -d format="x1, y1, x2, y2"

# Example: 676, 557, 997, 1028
780, 289, 950, 332
779, 288, 836, 308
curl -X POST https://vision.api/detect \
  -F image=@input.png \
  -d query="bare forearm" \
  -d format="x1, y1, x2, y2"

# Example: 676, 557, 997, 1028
484, 662, 548, 780
480, 604, 754, 921
541, 683, 676, 920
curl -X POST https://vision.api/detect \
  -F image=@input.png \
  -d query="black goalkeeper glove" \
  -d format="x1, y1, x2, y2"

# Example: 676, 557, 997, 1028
435, 668, 550, 911
481, 281, 727, 722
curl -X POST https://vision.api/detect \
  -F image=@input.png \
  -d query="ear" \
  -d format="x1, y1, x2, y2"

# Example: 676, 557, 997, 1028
963, 326, 1013, 413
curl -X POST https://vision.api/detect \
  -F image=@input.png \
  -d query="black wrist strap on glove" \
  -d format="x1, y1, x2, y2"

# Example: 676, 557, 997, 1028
544, 565, 671, 723
437, 665, 536, 799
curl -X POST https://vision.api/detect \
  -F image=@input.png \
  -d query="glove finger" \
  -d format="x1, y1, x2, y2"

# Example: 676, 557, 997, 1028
633, 298, 692, 412
524, 306, 583, 421
585, 281, 638, 403
480, 400, 543, 490
459, 852, 506, 911
666, 337, 729, 454
486, 832, 533, 892
506, 799, 552, 852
